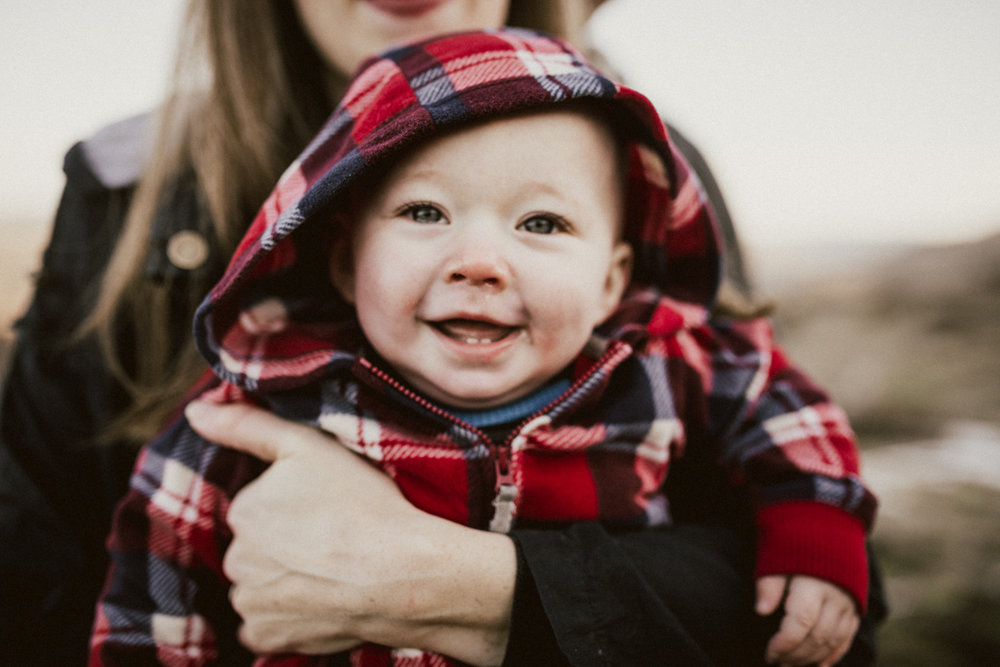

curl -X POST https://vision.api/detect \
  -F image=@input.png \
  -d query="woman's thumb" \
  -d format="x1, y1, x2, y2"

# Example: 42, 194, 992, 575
185, 399, 292, 462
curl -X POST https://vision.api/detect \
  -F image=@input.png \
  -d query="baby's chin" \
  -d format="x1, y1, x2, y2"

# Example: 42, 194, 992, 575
410, 375, 543, 413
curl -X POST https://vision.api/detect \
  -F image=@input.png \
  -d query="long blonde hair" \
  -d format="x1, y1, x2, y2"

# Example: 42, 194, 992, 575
83, 0, 603, 446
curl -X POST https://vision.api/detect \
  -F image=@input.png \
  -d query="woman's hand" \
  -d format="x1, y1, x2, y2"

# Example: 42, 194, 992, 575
755, 574, 860, 666
185, 400, 517, 665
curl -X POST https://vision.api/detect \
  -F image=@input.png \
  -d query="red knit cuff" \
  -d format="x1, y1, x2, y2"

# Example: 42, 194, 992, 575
755, 502, 869, 612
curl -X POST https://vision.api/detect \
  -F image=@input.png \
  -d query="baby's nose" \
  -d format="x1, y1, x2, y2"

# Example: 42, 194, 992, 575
444, 248, 511, 289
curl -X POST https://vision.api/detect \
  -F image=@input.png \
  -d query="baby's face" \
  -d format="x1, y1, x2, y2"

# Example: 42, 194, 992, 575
330, 109, 632, 409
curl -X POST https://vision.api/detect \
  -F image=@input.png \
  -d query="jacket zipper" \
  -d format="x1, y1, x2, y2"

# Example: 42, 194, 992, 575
489, 340, 633, 531
355, 359, 512, 530
355, 340, 633, 533
489, 444, 517, 533
496, 339, 634, 450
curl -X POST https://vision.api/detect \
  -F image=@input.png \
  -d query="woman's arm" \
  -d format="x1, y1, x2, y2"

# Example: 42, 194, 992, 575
186, 400, 517, 666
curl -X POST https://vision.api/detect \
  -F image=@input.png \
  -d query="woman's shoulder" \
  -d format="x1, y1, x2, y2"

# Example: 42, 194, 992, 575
74, 111, 155, 191
28, 113, 157, 327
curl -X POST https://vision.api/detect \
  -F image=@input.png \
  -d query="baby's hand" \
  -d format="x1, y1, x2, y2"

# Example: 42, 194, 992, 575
755, 575, 859, 666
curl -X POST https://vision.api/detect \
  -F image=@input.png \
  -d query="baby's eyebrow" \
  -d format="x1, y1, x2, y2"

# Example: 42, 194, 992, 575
400, 167, 444, 182
515, 181, 567, 200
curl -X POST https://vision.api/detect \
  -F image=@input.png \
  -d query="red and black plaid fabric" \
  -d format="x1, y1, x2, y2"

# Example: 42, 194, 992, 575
91, 29, 877, 666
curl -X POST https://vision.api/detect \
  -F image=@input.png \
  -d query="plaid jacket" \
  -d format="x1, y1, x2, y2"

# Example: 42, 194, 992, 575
91, 29, 877, 666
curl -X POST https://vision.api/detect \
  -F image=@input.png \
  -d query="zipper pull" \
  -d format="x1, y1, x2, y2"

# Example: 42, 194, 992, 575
489, 448, 517, 533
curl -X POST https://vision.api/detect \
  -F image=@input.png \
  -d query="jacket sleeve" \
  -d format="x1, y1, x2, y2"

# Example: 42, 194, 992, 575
0, 142, 138, 664
703, 316, 878, 610
506, 523, 884, 667
506, 523, 754, 667
89, 417, 260, 666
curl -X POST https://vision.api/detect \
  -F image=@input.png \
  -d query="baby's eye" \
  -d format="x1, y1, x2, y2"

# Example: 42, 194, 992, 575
401, 203, 446, 224
519, 214, 567, 235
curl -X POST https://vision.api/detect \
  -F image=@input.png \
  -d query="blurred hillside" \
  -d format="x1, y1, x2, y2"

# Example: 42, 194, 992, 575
758, 230, 1000, 665
762, 231, 1000, 442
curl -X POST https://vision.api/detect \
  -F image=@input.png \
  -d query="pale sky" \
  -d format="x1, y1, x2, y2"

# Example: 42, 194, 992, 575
589, 0, 1000, 247
2, 0, 999, 249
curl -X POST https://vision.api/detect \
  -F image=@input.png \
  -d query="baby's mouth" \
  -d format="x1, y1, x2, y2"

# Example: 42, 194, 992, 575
433, 319, 518, 345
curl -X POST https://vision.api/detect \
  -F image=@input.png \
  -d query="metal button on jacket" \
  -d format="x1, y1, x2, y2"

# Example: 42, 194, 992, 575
166, 230, 209, 270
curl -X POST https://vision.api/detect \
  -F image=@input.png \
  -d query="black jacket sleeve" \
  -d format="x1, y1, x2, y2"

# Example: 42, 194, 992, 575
505, 524, 754, 667
506, 523, 885, 666
0, 143, 137, 665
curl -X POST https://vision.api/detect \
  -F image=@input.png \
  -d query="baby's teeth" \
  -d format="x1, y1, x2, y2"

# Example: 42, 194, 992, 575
462, 336, 490, 344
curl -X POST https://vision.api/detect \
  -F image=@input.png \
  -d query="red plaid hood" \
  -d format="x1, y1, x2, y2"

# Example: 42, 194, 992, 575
193, 28, 722, 393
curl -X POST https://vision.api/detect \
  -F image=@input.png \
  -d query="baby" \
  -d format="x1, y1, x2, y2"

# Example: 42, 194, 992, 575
93, 28, 876, 666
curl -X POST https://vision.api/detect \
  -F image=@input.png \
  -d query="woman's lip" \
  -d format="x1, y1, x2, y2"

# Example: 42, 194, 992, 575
363, 0, 449, 18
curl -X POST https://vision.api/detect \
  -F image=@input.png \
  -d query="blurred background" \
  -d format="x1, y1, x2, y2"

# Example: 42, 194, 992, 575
2, 1, 999, 663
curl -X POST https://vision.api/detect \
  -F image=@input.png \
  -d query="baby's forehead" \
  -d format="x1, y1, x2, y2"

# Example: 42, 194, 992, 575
379, 106, 626, 188
406, 103, 628, 166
